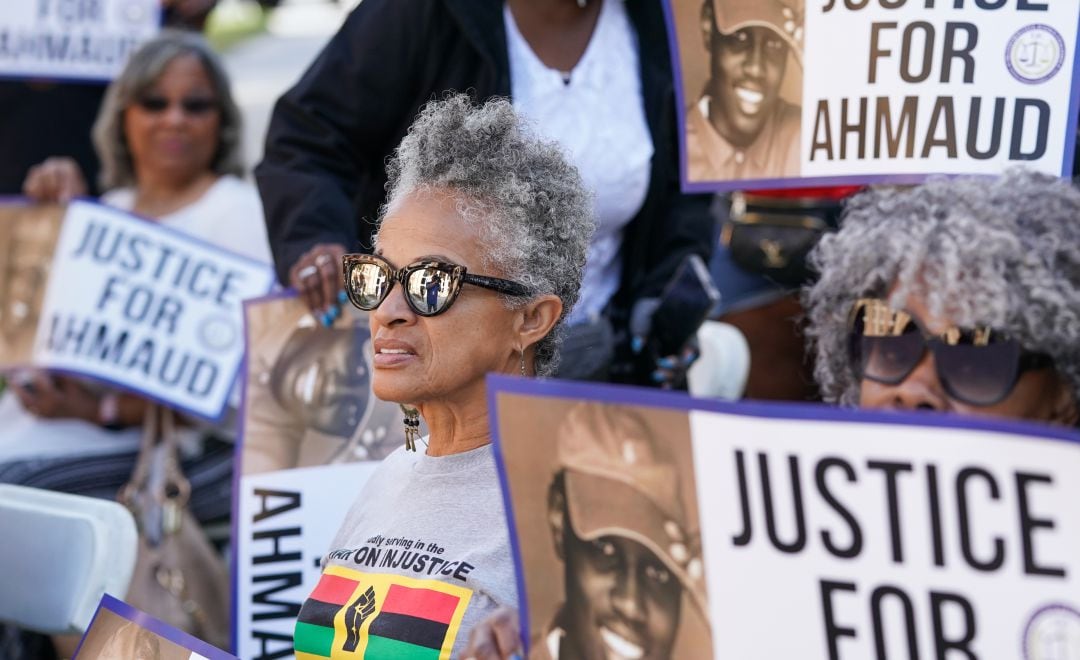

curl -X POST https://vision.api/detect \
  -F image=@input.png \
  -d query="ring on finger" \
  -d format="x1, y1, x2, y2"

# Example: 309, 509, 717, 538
315, 253, 333, 268
297, 265, 319, 280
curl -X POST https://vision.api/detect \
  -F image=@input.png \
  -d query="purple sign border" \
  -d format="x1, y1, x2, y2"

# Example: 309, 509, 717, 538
485, 374, 1080, 652
72, 593, 238, 659
660, 1, 1080, 194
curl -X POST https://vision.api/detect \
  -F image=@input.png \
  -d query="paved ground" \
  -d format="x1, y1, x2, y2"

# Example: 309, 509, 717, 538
220, 0, 356, 171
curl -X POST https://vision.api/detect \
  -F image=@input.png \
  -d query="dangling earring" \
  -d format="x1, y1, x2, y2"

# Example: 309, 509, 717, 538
519, 349, 527, 377
400, 404, 421, 452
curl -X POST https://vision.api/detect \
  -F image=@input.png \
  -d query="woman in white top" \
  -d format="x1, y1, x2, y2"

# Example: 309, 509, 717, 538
5, 30, 270, 519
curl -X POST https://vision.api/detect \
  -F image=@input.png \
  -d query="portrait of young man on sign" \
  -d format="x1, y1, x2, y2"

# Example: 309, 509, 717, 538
682, 0, 805, 183
241, 297, 404, 475
520, 402, 711, 660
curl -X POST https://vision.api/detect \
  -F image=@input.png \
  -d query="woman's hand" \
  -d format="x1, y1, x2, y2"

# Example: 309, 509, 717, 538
10, 371, 98, 423
463, 607, 523, 660
650, 342, 700, 390
629, 297, 701, 389
23, 157, 89, 204
289, 242, 348, 326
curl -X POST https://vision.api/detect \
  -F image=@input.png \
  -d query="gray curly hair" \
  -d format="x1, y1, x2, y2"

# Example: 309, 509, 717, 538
803, 169, 1080, 407
378, 94, 594, 376
92, 29, 244, 190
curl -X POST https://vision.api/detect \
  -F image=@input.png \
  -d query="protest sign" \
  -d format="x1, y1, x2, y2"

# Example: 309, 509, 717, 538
489, 376, 1080, 659
0, 203, 64, 367
6, 200, 276, 420
0, 1, 159, 82
665, 0, 1080, 192
233, 293, 408, 659
74, 594, 237, 660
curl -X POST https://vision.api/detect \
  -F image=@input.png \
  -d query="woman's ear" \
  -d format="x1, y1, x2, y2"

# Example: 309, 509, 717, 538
516, 294, 562, 354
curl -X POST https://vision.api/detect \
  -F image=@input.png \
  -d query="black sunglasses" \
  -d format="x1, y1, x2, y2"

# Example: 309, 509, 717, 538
136, 95, 218, 116
342, 253, 531, 317
847, 298, 1053, 407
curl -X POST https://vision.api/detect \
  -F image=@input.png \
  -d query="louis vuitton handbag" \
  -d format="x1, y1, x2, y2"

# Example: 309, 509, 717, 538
118, 403, 230, 650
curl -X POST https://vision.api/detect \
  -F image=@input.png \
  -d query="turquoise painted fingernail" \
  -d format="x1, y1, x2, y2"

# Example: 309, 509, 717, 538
651, 370, 665, 383
320, 312, 333, 327
337, 290, 348, 304
657, 356, 676, 369
631, 336, 644, 354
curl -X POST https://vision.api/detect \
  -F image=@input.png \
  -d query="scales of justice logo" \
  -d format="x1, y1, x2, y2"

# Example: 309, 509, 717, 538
1006, 24, 1066, 85
1023, 603, 1080, 660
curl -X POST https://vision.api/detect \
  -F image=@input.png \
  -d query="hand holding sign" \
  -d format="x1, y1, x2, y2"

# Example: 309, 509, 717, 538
9, 370, 97, 421
23, 157, 89, 205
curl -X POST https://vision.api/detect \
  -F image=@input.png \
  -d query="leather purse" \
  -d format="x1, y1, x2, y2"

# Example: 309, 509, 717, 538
118, 404, 230, 650
720, 191, 838, 287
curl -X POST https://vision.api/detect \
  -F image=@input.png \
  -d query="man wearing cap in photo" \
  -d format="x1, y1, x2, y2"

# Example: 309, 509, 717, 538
686, 0, 804, 182
531, 403, 710, 660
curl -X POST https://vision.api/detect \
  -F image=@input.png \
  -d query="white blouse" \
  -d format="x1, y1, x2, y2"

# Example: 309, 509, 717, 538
505, 0, 654, 324
103, 174, 273, 265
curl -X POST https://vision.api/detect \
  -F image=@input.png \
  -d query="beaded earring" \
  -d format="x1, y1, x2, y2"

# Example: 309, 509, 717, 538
400, 404, 421, 452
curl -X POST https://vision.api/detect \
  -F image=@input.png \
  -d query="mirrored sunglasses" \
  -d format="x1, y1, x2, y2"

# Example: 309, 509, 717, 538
342, 253, 531, 317
847, 298, 1053, 407
135, 95, 218, 115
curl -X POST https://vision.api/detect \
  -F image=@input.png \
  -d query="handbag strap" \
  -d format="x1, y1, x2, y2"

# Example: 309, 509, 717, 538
119, 403, 191, 508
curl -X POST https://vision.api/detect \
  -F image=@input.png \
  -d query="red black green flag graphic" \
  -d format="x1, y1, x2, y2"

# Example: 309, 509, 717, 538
294, 568, 471, 659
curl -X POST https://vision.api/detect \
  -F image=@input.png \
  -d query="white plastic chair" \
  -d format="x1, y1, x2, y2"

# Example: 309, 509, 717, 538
0, 484, 137, 635
688, 320, 751, 401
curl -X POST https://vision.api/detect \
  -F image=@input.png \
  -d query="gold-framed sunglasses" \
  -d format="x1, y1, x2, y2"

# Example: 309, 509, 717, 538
342, 253, 531, 317
847, 298, 1053, 406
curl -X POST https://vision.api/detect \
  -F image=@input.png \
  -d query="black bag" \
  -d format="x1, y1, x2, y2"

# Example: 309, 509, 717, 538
720, 191, 842, 287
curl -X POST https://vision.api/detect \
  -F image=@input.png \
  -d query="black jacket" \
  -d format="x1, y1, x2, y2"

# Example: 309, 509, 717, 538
255, 0, 711, 362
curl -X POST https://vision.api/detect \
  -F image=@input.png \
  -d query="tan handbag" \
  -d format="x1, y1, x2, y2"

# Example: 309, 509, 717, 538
118, 404, 231, 650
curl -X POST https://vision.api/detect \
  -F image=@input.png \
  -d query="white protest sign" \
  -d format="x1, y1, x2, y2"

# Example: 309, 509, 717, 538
0, 0, 160, 82
803, 1, 1080, 178
488, 377, 1080, 660
32, 200, 275, 420
77, 594, 238, 659
235, 463, 379, 660
691, 411, 1080, 659
233, 294, 408, 658
665, 0, 1080, 191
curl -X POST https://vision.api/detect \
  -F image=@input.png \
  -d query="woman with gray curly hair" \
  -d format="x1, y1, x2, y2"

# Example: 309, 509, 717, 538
804, 170, 1079, 426
294, 95, 592, 659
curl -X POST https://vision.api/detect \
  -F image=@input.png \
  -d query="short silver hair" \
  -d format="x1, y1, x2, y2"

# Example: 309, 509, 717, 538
379, 94, 594, 376
92, 29, 244, 190
804, 169, 1080, 406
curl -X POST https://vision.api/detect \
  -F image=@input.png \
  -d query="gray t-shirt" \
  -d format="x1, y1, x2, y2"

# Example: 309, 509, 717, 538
293, 443, 517, 659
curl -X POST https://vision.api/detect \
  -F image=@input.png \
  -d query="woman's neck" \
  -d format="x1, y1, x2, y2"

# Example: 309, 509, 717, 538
132, 170, 218, 218
417, 394, 493, 457
507, 0, 602, 73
